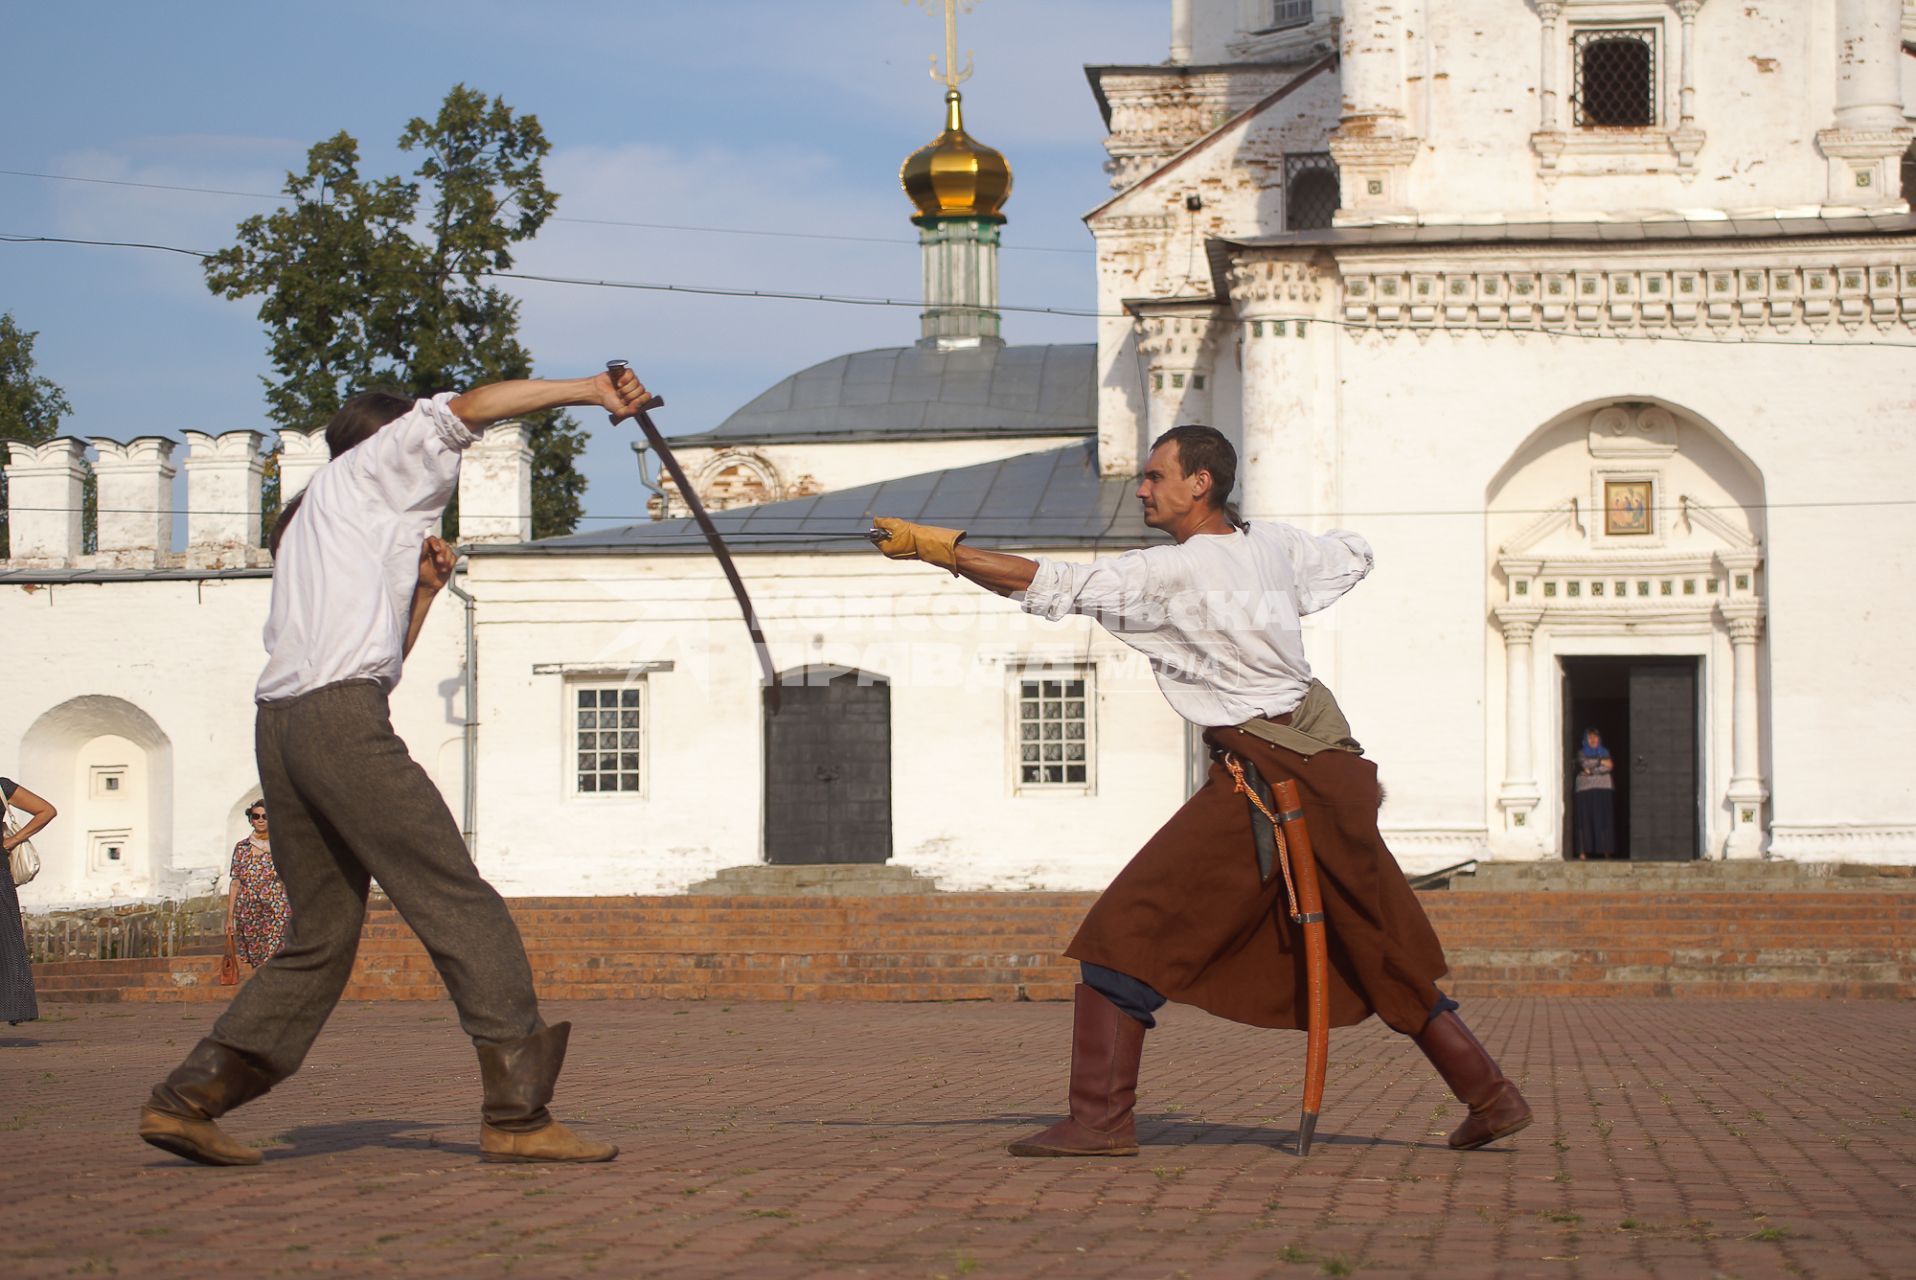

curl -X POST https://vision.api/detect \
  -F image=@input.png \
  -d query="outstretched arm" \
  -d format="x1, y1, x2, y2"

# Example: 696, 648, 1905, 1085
447, 368, 651, 428
953, 545, 1039, 597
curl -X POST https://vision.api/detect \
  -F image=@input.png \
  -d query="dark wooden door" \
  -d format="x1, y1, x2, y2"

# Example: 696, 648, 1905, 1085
1626, 661, 1699, 861
763, 670, 892, 865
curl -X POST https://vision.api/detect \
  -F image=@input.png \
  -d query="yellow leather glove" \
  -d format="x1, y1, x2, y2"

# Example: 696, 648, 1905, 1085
871, 517, 966, 575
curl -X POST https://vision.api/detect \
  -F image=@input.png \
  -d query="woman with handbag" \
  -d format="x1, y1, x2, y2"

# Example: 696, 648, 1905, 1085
1, 776, 57, 1026
225, 801, 289, 974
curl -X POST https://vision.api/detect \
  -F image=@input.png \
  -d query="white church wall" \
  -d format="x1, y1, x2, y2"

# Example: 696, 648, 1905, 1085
464, 553, 1194, 896
1309, 323, 1914, 864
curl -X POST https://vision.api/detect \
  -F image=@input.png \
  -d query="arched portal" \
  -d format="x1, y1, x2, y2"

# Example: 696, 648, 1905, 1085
1484, 399, 1768, 861
763, 666, 892, 865
16, 695, 175, 902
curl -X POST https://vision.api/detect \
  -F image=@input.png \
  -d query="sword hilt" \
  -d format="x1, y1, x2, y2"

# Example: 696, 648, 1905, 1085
605, 359, 664, 414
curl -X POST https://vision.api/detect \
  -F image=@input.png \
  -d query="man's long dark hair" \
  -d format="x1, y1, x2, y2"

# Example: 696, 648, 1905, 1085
1152, 424, 1240, 524
268, 391, 415, 556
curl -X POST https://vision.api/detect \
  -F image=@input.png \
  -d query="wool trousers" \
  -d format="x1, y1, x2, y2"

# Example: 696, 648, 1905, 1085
210, 680, 539, 1081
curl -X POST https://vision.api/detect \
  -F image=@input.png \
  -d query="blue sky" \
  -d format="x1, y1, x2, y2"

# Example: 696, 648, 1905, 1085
1, 0, 1164, 529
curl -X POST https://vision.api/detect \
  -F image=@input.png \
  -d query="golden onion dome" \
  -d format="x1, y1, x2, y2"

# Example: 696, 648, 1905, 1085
900, 89, 1011, 224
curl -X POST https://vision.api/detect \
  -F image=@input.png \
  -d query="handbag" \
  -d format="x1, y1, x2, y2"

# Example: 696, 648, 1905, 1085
219, 932, 240, 986
3, 806, 39, 888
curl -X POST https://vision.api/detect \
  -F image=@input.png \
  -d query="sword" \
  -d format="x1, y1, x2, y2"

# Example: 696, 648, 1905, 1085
1225, 753, 1333, 1156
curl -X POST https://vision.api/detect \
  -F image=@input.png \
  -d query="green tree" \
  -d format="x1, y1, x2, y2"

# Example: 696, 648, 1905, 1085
206, 86, 589, 538
0, 311, 75, 557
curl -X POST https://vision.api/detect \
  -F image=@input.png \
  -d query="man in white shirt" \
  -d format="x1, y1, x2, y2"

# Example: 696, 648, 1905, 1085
139, 369, 650, 1168
872, 426, 1531, 1158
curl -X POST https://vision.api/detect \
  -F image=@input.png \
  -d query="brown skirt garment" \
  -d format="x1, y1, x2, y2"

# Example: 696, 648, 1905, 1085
1064, 726, 1448, 1036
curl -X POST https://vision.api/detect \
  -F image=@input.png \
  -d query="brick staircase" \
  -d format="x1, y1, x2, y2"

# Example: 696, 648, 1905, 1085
29, 862, 1916, 1005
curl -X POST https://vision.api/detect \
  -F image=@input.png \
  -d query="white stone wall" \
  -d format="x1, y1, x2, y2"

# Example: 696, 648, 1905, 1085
0, 577, 467, 908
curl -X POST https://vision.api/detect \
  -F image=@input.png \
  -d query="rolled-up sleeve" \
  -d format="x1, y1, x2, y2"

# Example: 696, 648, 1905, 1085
346, 393, 475, 514
1019, 549, 1158, 624
1281, 526, 1374, 615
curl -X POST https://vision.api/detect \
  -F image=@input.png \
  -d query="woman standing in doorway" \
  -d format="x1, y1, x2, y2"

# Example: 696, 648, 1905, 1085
2, 776, 58, 1025
1574, 728, 1616, 860
226, 801, 289, 969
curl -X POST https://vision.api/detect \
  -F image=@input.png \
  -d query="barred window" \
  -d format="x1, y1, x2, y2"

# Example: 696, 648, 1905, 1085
573, 684, 641, 794
1259, 0, 1313, 31
1573, 28, 1657, 128
1284, 152, 1340, 231
1016, 673, 1093, 789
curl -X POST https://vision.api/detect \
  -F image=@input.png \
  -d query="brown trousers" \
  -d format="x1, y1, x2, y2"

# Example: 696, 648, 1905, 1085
209, 680, 539, 1081
1066, 726, 1449, 1036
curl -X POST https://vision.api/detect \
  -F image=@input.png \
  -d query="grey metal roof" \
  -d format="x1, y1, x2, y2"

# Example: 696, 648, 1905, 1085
670, 343, 1097, 446
475, 441, 1163, 557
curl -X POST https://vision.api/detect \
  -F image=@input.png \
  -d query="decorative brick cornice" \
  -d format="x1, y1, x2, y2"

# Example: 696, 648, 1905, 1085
1339, 254, 1916, 337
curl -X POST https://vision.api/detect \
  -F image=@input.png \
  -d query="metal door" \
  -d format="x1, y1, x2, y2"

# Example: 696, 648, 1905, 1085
1626, 661, 1700, 860
763, 670, 892, 865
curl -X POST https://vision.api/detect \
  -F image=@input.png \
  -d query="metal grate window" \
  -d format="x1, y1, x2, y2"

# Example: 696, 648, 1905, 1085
1284, 152, 1341, 230
574, 684, 641, 794
1016, 674, 1092, 787
1572, 28, 1657, 128
1261, 1, 1313, 30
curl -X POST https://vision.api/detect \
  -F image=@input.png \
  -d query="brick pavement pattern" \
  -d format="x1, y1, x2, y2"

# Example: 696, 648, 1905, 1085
1, 999, 1911, 1279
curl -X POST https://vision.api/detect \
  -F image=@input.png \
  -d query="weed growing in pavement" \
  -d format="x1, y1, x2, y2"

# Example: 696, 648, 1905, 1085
747, 1208, 795, 1219
682, 1186, 703, 1196
1320, 1257, 1356, 1277
1551, 1135, 1570, 1151
952, 1249, 982, 1275
1747, 1225, 1794, 1243
1536, 1210, 1582, 1226
1618, 1219, 1643, 1231
1551, 1171, 1573, 1184
1152, 1166, 1186, 1181
1274, 1244, 1314, 1264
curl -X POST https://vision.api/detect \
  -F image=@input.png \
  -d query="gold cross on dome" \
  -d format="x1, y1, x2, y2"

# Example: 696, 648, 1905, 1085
916, 0, 976, 88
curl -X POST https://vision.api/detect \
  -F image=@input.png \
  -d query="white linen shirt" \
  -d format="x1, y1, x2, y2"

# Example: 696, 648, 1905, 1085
255, 394, 478, 702
1018, 522, 1373, 727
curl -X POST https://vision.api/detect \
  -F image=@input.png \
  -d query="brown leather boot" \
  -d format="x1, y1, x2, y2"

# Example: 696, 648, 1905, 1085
138, 1038, 277, 1167
477, 1021, 618, 1163
1007, 984, 1145, 1157
1412, 1010, 1533, 1150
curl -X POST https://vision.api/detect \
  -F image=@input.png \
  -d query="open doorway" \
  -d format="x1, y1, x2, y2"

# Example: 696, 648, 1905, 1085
1560, 656, 1700, 862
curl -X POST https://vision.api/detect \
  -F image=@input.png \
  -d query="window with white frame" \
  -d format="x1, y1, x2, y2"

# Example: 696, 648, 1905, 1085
1014, 672, 1094, 789
572, 683, 642, 794
1571, 27, 1657, 128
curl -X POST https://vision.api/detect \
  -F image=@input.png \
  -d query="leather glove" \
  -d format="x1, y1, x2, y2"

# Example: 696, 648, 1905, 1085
871, 517, 966, 575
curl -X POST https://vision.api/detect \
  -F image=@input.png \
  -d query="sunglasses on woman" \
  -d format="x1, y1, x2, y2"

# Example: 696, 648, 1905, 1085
247, 812, 267, 822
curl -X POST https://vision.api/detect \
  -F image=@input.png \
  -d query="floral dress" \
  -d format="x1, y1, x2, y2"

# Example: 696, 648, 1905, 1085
229, 837, 290, 967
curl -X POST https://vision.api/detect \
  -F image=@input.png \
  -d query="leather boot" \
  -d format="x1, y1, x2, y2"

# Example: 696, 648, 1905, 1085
476, 1021, 618, 1163
138, 1038, 277, 1167
1007, 984, 1145, 1157
1412, 1010, 1533, 1150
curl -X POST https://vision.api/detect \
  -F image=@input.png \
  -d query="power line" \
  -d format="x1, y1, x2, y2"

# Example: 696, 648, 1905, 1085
0, 167, 1094, 255
7, 229, 1916, 349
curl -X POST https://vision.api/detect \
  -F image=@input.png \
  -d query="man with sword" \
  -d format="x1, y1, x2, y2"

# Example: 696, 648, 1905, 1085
139, 366, 651, 1167
871, 425, 1532, 1157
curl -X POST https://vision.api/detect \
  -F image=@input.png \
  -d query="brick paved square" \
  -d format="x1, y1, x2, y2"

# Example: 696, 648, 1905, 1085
1, 999, 1910, 1279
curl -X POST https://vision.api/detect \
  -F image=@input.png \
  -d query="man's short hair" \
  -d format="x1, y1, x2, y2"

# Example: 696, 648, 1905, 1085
1151, 425, 1237, 510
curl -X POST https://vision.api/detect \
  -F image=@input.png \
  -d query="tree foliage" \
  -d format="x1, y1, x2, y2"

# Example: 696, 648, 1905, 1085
206, 86, 588, 538
0, 311, 76, 557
